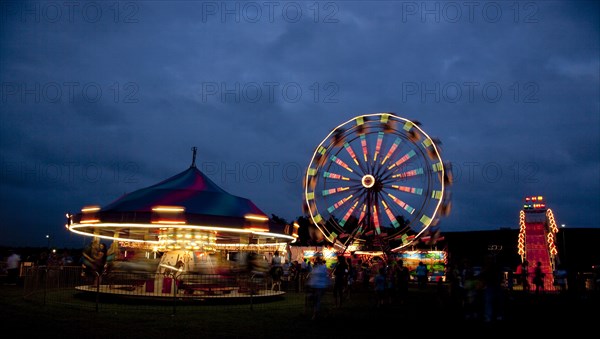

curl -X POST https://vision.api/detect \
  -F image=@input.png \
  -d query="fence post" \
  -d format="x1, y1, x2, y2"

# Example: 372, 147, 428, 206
95, 271, 100, 312
172, 276, 177, 316
250, 273, 254, 311
43, 267, 48, 306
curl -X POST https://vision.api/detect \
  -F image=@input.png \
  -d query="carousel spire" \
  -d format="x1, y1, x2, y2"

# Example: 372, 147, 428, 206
191, 146, 198, 168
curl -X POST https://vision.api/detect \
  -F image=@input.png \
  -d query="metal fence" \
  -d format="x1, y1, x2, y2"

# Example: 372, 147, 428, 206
22, 265, 313, 313
21, 265, 595, 315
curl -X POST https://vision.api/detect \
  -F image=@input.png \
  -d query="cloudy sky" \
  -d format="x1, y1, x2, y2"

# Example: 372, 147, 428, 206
1, 1, 598, 248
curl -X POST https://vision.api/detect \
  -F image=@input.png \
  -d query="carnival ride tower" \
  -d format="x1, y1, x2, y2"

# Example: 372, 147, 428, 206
517, 196, 559, 289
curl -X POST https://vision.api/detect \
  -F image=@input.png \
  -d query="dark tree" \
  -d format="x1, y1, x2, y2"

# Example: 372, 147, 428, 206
270, 214, 288, 226
295, 216, 312, 246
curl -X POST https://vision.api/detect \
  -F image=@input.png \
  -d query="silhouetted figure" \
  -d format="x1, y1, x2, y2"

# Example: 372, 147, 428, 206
333, 254, 348, 308
593, 265, 600, 292
462, 268, 478, 320
361, 260, 371, 291
482, 256, 504, 322
521, 260, 530, 292
533, 261, 544, 294
507, 269, 514, 292
397, 260, 410, 304
506, 269, 515, 300
554, 265, 568, 293
38, 251, 48, 267
446, 262, 462, 310
374, 267, 386, 307
416, 261, 428, 289
346, 257, 356, 300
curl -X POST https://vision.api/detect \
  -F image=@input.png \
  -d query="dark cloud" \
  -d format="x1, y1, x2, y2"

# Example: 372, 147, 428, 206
1, 1, 598, 247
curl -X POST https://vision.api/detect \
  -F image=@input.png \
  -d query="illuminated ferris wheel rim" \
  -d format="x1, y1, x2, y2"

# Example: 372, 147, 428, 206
304, 113, 446, 250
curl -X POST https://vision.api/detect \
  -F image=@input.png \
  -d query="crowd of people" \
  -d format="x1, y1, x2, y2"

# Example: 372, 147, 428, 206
3, 245, 598, 324
298, 253, 415, 319
294, 252, 598, 322
1, 248, 78, 284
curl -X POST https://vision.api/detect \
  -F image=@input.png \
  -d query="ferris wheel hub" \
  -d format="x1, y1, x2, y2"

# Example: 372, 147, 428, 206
361, 174, 376, 188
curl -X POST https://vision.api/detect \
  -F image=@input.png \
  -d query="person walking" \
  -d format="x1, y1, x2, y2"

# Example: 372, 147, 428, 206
6, 250, 21, 285
307, 256, 330, 320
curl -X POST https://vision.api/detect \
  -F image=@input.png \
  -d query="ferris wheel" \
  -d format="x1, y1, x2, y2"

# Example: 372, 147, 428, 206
304, 113, 451, 251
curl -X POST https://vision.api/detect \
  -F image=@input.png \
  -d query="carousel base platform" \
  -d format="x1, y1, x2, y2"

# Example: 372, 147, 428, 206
75, 284, 285, 301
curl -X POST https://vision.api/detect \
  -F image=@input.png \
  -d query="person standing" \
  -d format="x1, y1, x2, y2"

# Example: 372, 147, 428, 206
270, 251, 283, 290
271, 250, 282, 268
6, 250, 21, 285
533, 261, 545, 294
361, 260, 371, 291
416, 261, 428, 289
346, 257, 356, 300
300, 258, 312, 292
374, 267, 387, 307
481, 256, 504, 322
95, 243, 108, 275
554, 265, 568, 293
307, 256, 330, 320
332, 254, 348, 308
397, 260, 410, 304
521, 260, 530, 291
446, 262, 463, 310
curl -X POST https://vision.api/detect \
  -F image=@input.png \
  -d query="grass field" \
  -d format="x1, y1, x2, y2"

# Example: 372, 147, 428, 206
1, 283, 597, 338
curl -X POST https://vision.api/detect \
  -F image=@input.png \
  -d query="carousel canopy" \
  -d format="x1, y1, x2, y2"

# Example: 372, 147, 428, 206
102, 166, 266, 218
67, 156, 297, 246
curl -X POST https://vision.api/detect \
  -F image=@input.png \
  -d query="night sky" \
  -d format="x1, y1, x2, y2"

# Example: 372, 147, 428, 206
1, 1, 598, 248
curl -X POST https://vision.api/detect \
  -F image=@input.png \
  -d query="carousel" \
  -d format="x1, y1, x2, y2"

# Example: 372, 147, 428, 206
66, 148, 297, 300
